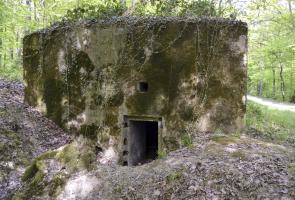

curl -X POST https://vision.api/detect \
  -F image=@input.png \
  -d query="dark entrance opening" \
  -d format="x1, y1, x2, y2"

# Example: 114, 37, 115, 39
138, 82, 148, 92
128, 120, 158, 166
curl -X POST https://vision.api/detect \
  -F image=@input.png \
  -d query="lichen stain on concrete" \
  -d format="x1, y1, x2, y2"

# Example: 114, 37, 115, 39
23, 17, 248, 164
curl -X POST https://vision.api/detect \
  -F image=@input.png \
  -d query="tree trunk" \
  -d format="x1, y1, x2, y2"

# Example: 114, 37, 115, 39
218, 0, 223, 15
3, 52, 6, 68
279, 62, 285, 101
257, 62, 264, 97
131, 0, 137, 7
43, 0, 46, 27
120, 0, 126, 6
0, 35, 2, 68
288, 0, 292, 14
16, 30, 21, 60
34, 1, 37, 21
257, 80, 263, 97
26, 0, 32, 20
272, 67, 276, 97
291, 72, 294, 91
10, 48, 13, 61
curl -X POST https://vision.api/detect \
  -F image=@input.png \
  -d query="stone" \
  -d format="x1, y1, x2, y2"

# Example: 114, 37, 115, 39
153, 190, 161, 196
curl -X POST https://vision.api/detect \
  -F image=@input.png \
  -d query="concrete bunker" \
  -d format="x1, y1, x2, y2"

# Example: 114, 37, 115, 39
23, 17, 248, 165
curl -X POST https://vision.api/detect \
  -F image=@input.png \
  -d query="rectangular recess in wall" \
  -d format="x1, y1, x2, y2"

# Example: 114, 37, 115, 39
121, 115, 162, 166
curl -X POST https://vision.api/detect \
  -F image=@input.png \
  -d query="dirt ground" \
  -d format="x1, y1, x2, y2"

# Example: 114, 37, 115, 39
0, 79, 71, 199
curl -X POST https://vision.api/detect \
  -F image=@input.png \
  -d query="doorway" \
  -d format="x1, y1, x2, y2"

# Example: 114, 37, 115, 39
127, 120, 159, 166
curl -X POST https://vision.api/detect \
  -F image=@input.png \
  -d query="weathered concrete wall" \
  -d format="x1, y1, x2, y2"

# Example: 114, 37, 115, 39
23, 17, 247, 160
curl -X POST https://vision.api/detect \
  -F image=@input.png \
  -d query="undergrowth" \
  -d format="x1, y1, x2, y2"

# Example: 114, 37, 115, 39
0, 65, 22, 80
246, 101, 295, 143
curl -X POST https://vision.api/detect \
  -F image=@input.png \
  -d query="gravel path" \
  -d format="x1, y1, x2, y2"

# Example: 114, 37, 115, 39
247, 95, 295, 112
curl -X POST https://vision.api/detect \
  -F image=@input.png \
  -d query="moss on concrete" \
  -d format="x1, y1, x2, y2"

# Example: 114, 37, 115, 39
13, 139, 96, 199
13, 171, 45, 200
211, 135, 240, 145
57, 140, 96, 172
179, 106, 194, 121
22, 161, 39, 182
22, 150, 57, 182
17, 154, 51, 199
80, 124, 99, 139
107, 90, 124, 107
48, 174, 67, 198
104, 111, 118, 127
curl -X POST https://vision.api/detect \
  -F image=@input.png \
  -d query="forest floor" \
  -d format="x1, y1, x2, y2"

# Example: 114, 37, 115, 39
0, 79, 295, 199
0, 79, 71, 199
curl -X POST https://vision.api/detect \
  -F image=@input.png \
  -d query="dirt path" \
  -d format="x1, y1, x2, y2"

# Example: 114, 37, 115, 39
0, 79, 72, 199
247, 95, 295, 112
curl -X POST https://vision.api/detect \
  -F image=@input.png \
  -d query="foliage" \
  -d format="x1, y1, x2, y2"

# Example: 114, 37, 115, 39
133, 0, 228, 16
63, 1, 126, 21
245, 0, 295, 102
246, 101, 295, 143
0, 65, 22, 80
0, 0, 238, 80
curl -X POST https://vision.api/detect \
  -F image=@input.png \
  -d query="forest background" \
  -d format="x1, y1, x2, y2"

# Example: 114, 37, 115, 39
0, 0, 294, 102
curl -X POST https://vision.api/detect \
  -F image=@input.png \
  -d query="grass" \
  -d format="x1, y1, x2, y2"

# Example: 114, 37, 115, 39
180, 133, 193, 148
114, 182, 124, 194
246, 101, 295, 143
0, 65, 22, 80
166, 168, 184, 183
157, 149, 167, 159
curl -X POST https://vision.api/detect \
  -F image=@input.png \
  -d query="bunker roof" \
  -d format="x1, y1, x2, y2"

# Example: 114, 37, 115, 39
25, 16, 247, 38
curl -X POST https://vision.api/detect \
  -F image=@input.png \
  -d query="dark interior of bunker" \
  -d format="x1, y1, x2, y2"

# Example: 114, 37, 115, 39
124, 120, 158, 166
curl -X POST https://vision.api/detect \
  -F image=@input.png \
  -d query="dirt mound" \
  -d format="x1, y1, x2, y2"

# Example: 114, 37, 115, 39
13, 134, 295, 200
0, 79, 71, 199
